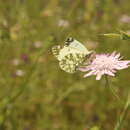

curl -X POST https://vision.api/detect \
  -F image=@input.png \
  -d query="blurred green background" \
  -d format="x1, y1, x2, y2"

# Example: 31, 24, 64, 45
0, 0, 130, 130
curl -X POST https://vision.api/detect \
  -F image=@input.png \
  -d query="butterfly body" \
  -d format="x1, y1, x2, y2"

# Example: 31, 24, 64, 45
52, 38, 93, 73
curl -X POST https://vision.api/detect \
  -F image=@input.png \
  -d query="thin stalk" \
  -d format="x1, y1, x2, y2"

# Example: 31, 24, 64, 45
114, 91, 130, 130
105, 75, 121, 101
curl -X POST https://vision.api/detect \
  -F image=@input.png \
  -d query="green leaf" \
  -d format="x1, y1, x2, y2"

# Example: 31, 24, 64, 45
101, 30, 130, 40
102, 33, 121, 38
119, 30, 130, 40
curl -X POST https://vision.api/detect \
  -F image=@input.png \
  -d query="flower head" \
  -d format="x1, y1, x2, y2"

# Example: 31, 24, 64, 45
79, 52, 130, 80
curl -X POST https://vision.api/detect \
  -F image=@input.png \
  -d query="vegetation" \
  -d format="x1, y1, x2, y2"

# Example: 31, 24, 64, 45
0, 0, 130, 130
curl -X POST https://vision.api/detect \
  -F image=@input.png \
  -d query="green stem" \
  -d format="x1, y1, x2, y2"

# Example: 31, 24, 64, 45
105, 75, 121, 101
114, 91, 130, 130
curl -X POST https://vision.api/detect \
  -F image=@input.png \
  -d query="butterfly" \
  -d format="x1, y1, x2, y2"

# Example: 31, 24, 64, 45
52, 37, 94, 73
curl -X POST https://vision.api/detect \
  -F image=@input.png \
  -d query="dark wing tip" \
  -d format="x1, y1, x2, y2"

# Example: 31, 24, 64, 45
65, 37, 74, 46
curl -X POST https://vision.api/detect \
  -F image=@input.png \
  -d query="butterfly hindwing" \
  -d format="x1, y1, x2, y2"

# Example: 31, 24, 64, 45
59, 53, 86, 73
52, 45, 61, 59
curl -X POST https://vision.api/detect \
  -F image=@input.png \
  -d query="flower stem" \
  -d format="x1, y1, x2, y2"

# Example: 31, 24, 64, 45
114, 90, 130, 130
105, 75, 120, 101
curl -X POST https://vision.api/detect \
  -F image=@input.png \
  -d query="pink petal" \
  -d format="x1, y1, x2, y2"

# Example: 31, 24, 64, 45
115, 53, 120, 59
111, 51, 116, 56
78, 67, 88, 72
96, 73, 102, 80
106, 71, 115, 76
83, 70, 96, 77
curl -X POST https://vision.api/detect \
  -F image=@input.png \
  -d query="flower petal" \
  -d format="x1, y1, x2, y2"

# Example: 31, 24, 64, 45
96, 73, 102, 80
78, 67, 89, 72
106, 70, 115, 76
83, 70, 96, 77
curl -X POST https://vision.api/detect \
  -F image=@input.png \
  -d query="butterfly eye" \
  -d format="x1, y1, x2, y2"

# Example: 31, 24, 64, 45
65, 37, 74, 46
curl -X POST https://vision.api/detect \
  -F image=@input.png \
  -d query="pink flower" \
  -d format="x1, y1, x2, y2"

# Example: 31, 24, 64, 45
119, 15, 130, 24
79, 52, 130, 80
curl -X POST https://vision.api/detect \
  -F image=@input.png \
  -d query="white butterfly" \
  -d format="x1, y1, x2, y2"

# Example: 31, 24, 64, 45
52, 37, 93, 73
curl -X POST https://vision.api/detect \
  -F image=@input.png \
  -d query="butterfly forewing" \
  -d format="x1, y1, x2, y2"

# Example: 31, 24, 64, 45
68, 39, 91, 54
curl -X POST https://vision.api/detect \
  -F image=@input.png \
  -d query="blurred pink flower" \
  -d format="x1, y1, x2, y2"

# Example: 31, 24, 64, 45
12, 69, 25, 77
33, 41, 42, 48
21, 54, 29, 63
119, 15, 130, 24
12, 59, 21, 66
79, 52, 130, 80
58, 19, 69, 27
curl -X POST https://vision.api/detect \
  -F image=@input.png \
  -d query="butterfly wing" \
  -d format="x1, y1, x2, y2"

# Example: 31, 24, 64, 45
52, 45, 78, 73
67, 39, 91, 55
59, 53, 86, 73
52, 45, 61, 60
58, 46, 86, 60
59, 60, 76, 73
